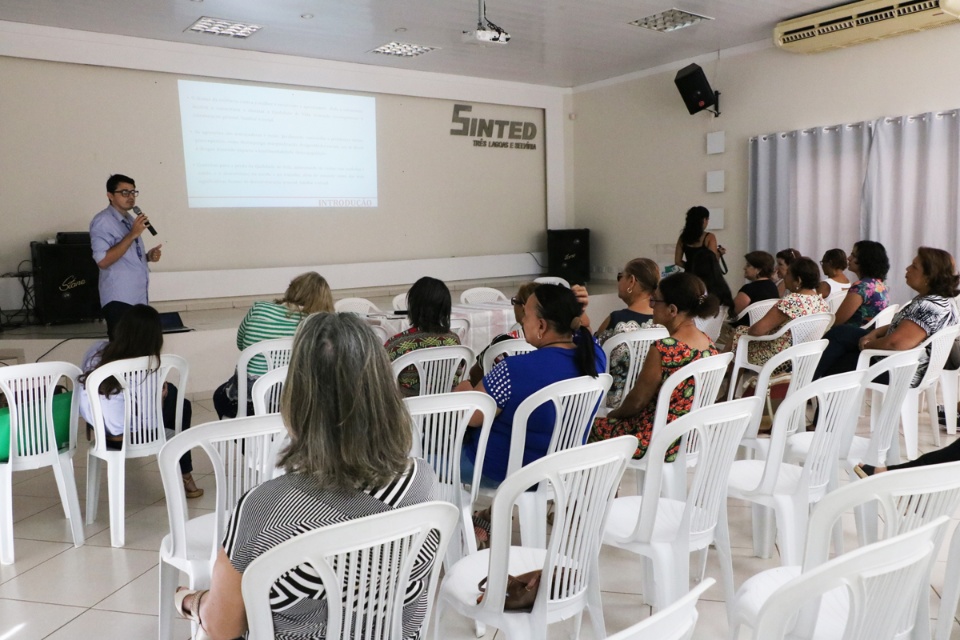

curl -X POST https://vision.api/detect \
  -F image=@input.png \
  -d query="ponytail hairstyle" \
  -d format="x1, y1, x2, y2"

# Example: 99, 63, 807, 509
530, 284, 597, 378
658, 272, 720, 320
679, 206, 710, 245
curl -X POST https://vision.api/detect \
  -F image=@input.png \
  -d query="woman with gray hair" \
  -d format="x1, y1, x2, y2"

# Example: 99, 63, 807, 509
174, 312, 439, 640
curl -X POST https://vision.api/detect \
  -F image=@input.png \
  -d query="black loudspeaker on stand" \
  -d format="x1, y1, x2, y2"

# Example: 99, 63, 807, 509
674, 63, 720, 117
547, 229, 590, 285
31, 241, 102, 324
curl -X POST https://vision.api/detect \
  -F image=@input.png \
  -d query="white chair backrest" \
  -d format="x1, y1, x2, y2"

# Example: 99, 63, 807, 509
449, 317, 470, 344
915, 323, 960, 391
534, 276, 570, 288
601, 327, 671, 408
241, 501, 459, 640
736, 298, 778, 325
367, 323, 390, 343
460, 287, 509, 304
390, 345, 475, 396
824, 290, 846, 314
392, 292, 407, 311
236, 338, 293, 418
753, 518, 948, 640
0, 362, 81, 466
505, 374, 612, 478
782, 312, 834, 345
863, 303, 900, 330
482, 338, 536, 374
85, 354, 189, 453
653, 352, 733, 433
251, 365, 287, 416
159, 414, 287, 563
479, 437, 635, 614
605, 578, 714, 640
851, 348, 921, 465
694, 305, 727, 342
403, 392, 497, 509
334, 297, 381, 315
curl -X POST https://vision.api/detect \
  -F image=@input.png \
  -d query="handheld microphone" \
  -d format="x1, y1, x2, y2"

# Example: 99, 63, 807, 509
131, 206, 158, 236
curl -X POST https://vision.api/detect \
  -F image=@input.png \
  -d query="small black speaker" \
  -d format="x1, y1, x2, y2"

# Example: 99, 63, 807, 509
674, 63, 717, 115
31, 241, 102, 324
547, 229, 590, 285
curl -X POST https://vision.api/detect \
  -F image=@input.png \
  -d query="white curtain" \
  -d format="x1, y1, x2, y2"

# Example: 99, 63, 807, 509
863, 110, 960, 304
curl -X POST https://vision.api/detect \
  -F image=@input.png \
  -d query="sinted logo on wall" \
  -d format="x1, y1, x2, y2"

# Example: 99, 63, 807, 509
449, 104, 538, 150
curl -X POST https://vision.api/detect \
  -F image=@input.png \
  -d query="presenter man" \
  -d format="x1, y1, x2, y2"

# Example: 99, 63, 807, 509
90, 174, 162, 339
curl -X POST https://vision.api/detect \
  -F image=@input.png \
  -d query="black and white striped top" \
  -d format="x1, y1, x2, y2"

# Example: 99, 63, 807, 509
223, 458, 439, 640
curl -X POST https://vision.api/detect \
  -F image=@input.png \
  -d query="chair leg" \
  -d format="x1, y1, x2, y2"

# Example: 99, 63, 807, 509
854, 500, 879, 547
516, 492, 548, 548
585, 563, 606, 640
926, 386, 942, 448
773, 499, 807, 566
727, 367, 741, 402
716, 505, 737, 622
106, 459, 126, 548
85, 454, 101, 525
158, 560, 179, 640
936, 525, 960, 640
751, 503, 775, 559
943, 372, 959, 437
0, 469, 14, 565
53, 456, 85, 548
901, 393, 920, 460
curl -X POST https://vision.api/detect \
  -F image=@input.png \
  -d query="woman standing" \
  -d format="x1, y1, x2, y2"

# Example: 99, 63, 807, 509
674, 206, 724, 269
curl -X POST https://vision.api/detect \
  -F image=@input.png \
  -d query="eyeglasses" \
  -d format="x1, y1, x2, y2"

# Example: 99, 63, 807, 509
112, 189, 139, 197
649, 297, 665, 305
511, 296, 525, 306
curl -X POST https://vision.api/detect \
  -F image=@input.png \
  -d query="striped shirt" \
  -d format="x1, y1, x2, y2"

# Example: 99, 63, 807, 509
223, 459, 439, 640
237, 301, 306, 376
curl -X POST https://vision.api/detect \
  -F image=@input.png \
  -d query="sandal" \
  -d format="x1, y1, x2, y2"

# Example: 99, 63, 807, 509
854, 464, 876, 480
472, 507, 492, 551
175, 588, 211, 639
182, 474, 204, 499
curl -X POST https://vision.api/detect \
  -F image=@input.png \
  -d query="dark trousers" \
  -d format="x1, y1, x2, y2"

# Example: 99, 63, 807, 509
104, 383, 194, 473
102, 301, 133, 341
889, 438, 960, 470
814, 324, 870, 380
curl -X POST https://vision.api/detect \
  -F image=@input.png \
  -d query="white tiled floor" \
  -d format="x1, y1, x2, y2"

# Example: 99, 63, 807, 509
3, 397, 960, 639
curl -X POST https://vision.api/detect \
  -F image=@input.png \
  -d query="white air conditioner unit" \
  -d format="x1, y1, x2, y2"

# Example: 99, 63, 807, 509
774, 0, 960, 53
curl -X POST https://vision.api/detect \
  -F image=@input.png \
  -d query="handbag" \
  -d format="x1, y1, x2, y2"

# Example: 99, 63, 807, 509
476, 571, 542, 611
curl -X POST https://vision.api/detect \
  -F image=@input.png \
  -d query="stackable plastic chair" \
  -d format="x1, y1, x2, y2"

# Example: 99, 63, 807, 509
861, 303, 899, 330
158, 414, 287, 640
726, 370, 866, 566
603, 398, 760, 610
533, 276, 570, 288
334, 297, 381, 315
0, 362, 85, 564
695, 305, 727, 343
730, 298, 778, 326
460, 287, 509, 304
437, 437, 635, 640
449, 317, 471, 345
85, 354, 188, 548
250, 365, 287, 415
235, 338, 293, 418
857, 323, 960, 459
600, 327, 670, 412
727, 312, 833, 401
606, 578, 714, 640
367, 323, 390, 343
403, 391, 497, 568
390, 345, 475, 396
730, 463, 960, 640
481, 338, 536, 374
243, 501, 459, 640
823, 289, 846, 314
749, 519, 947, 640
392, 292, 407, 311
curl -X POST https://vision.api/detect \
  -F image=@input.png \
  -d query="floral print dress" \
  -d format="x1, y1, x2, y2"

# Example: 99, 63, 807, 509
729, 292, 829, 370
588, 337, 718, 461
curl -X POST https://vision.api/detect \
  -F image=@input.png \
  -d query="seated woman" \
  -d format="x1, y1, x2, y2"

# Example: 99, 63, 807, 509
674, 205, 724, 269
213, 271, 333, 419
774, 248, 802, 297
731, 250, 780, 327
79, 304, 201, 498
595, 258, 660, 408
468, 281, 539, 385
457, 283, 605, 488
174, 313, 439, 640
589, 272, 720, 461
729, 257, 828, 372
815, 248, 852, 299
815, 247, 959, 383
385, 276, 461, 396
832, 240, 890, 327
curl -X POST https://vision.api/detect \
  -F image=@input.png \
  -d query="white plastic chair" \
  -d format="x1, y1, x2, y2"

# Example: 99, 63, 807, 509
482, 337, 536, 374
157, 414, 287, 640
460, 287, 509, 304
727, 312, 833, 401
85, 354, 188, 548
695, 305, 727, 343
604, 398, 760, 610
334, 297, 381, 315
437, 436, 636, 640
823, 289, 846, 314
390, 345, 475, 396
250, 365, 287, 416
861, 302, 900, 330
534, 276, 570, 288
857, 323, 960, 459
600, 327, 670, 411
606, 578, 714, 640
730, 460, 960, 640
726, 370, 866, 566
368, 323, 390, 343
730, 298, 778, 326
0, 362, 85, 564
392, 292, 407, 311
627, 352, 733, 499
243, 501, 459, 640
449, 317, 470, 344
750, 518, 948, 640
479, 374, 612, 548
403, 391, 497, 569
235, 337, 293, 418
937, 511, 960, 640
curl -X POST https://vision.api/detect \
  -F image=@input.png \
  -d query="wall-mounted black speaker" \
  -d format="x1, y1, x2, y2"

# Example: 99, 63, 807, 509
31, 241, 102, 324
674, 63, 718, 116
547, 229, 590, 285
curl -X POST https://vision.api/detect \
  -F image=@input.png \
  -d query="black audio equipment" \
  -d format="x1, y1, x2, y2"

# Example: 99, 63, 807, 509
674, 63, 720, 116
31, 241, 102, 324
546, 228, 590, 285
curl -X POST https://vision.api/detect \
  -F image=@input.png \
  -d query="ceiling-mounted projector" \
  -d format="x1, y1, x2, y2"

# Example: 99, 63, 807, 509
463, 0, 510, 45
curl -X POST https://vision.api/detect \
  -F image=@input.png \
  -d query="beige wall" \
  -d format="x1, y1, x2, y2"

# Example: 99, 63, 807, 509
572, 24, 960, 282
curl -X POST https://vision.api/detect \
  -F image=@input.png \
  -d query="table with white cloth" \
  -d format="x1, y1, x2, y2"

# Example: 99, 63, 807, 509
364, 302, 515, 354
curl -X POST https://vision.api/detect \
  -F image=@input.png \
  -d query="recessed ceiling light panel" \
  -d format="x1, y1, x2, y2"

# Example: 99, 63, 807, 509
371, 42, 439, 57
629, 8, 713, 33
187, 17, 262, 38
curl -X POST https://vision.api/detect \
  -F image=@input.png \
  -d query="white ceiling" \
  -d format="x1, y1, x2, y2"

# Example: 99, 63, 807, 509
0, 0, 847, 87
